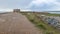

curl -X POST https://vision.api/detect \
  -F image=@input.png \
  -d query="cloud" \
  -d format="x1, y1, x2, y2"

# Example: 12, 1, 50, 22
0, 0, 33, 12
27, 0, 60, 11
0, 0, 32, 9
0, 9, 13, 11
0, 0, 60, 11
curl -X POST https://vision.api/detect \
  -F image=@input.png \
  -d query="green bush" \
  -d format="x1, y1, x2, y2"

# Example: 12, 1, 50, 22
30, 19, 34, 22
37, 24, 46, 30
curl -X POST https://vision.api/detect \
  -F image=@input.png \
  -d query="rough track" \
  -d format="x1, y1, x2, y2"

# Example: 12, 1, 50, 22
0, 12, 42, 34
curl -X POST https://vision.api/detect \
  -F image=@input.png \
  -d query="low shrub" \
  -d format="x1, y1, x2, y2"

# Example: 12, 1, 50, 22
37, 24, 46, 30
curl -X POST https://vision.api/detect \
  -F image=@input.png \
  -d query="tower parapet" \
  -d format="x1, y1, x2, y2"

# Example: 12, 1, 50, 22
13, 9, 20, 13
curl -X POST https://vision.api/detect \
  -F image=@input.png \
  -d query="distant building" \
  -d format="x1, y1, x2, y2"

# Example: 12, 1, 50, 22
13, 9, 20, 13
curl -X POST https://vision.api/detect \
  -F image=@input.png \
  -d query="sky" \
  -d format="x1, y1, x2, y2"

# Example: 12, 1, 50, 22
0, 0, 60, 11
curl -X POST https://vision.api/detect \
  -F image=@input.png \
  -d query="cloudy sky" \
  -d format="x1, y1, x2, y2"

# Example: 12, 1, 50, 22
0, 0, 60, 11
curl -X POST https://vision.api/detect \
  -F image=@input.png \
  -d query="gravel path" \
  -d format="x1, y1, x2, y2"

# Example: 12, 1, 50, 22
0, 12, 42, 34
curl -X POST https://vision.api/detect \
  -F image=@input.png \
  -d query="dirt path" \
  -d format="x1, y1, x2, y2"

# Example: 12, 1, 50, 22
0, 12, 42, 34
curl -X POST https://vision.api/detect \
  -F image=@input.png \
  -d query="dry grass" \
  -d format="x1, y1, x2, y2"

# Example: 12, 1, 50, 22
21, 12, 60, 34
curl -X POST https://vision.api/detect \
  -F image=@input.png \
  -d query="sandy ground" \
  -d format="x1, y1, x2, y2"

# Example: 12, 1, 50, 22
0, 12, 42, 34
